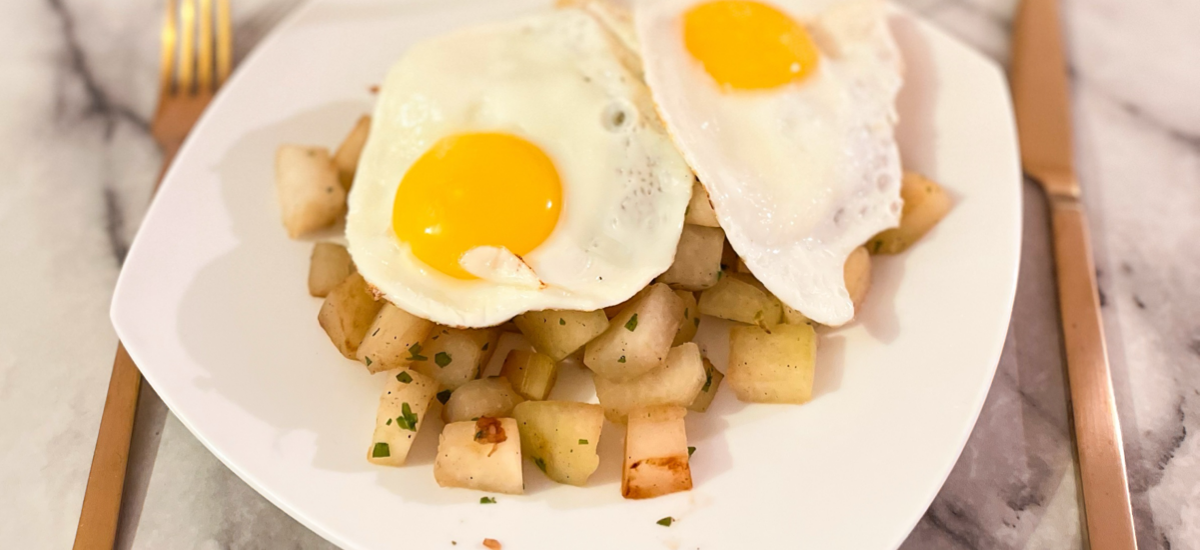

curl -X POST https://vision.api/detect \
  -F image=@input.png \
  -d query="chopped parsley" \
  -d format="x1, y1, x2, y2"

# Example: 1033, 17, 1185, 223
617, 355, 626, 363
578, 439, 588, 445
688, 446, 696, 457
364, 356, 373, 367
480, 496, 497, 504
624, 314, 639, 332
386, 418, 392, 425
717, 270, 724, 281
395, 402, 418, 431
396, 371, 412, 384
701, 370, 713, 392
407, 343, 427, 361
371, 442, 390, 458
435, 352, 452, 368
559, 318, 566, 325
534, 457, 547, 473
437, 390, 452, 404
656, 517, 674, 527
872, 240, 882, 253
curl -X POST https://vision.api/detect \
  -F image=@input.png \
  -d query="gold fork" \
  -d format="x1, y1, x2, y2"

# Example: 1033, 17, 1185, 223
72, 2, 232, 549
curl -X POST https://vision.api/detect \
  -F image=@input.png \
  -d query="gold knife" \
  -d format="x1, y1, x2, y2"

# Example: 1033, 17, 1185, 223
1010, 1, 1138, 549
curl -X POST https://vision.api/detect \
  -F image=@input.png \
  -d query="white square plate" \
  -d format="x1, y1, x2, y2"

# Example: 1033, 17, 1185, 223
112, 1, 1021, 548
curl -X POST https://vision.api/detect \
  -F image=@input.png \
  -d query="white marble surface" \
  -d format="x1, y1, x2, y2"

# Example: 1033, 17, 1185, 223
1, 0, 1197, 548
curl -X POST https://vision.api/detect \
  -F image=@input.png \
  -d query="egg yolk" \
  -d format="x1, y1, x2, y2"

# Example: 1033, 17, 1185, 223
392, 132, 562, 279
683, 0, 820, 90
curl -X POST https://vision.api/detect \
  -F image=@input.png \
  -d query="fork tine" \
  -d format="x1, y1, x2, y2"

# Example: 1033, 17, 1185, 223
216, 0, 232, 86
198, 0, 214, 92
179, 0, 197, 93
159, 0, 178, 94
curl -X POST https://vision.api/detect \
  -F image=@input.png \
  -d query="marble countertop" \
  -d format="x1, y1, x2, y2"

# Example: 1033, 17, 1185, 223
1, 0, 1196, 548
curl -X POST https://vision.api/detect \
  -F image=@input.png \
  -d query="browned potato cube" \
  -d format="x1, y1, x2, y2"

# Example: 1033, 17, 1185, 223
500, 350, 559, 401
727, 324, 817, 404
275, 145, 345, 238
333, 116, 371, 191
308, 242, 356, 297
844, 246, 872, 311
442, 377, 525, 423
867, 172, 952, 254
687, 357, 724, 413
368, 367, 437, 467
584, 283, 685, 382
672, 289, 700, 346
594, 343, 707, 423
684, 180, 721, 227
513, 309, 609, 361
657, 225, 725, 291
433, 417, 523, 494
318, 272, 383, 359
356, 303, 435, 373
697, 273, 783, 329
622, 405, 692, 499
410, 327, 499, 390
513, 400, 604, 486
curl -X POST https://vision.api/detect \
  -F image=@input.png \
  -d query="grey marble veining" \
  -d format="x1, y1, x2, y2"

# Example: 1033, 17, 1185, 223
0, 0, 1196, 549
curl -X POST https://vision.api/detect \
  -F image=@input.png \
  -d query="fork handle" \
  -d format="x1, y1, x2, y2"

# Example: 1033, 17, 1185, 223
1049, 196, 1138, 550
73, 344, 142, 550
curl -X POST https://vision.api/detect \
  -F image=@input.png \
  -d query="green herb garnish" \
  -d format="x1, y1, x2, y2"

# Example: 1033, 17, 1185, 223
435, 352, 452, 367
395, 402, 418, 431
559, 318, 566, 325
480, 497, 497, 504
534, 457, 547, 473
578, 439, 588, 445
386, 418, 392, 425
873, 240, 882, 253
396, 371, 412, 383
407, 343, 427, 361
624, 314, 639, 331
618, 355, 626, 363
437, 390, 452, 404
688, 446, 696, 457
372, 442, 390, 458
656, 517, 674, 527
364, 356, 373, 367
701, 370, 712, 392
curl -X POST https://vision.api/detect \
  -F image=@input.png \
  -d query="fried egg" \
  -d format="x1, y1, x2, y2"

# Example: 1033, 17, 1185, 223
636, 0, 904, 326
347, 9, 694, 328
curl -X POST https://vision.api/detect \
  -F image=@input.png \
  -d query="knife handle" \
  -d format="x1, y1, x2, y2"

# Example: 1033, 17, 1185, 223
1049, 196, 1138, 550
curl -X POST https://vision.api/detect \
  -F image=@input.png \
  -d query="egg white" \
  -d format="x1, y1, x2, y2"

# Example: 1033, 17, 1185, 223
347, 9, 694, 328
636, 0, 904, 326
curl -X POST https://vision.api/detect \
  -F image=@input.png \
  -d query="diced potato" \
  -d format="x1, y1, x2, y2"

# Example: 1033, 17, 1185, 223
782, 304, 813, 326
657, 225, 725, 291
368, 367, 437, 467
500, 350, 559, 401
513, 309, 609, 361
697, 273, 783, 329
410, 327, 499, 390
594, 343, 707, 423
442, 377, 525, 423
356, 303, 435, 373
308, 242, 356, 297
844, 246, 872, 310
727, 324, 817, 404
584, 283, 685, 382
433, 417, 523, 494
622, 405, 692, 499
275, 145, 345, 238
684, 180, 721, 227
513, 401, 604, 486
867, 172, 952, 254
318, 272, 383, 359
687, 357, 724, 413
672, 289, 700, 346
333, 116, 371, 191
